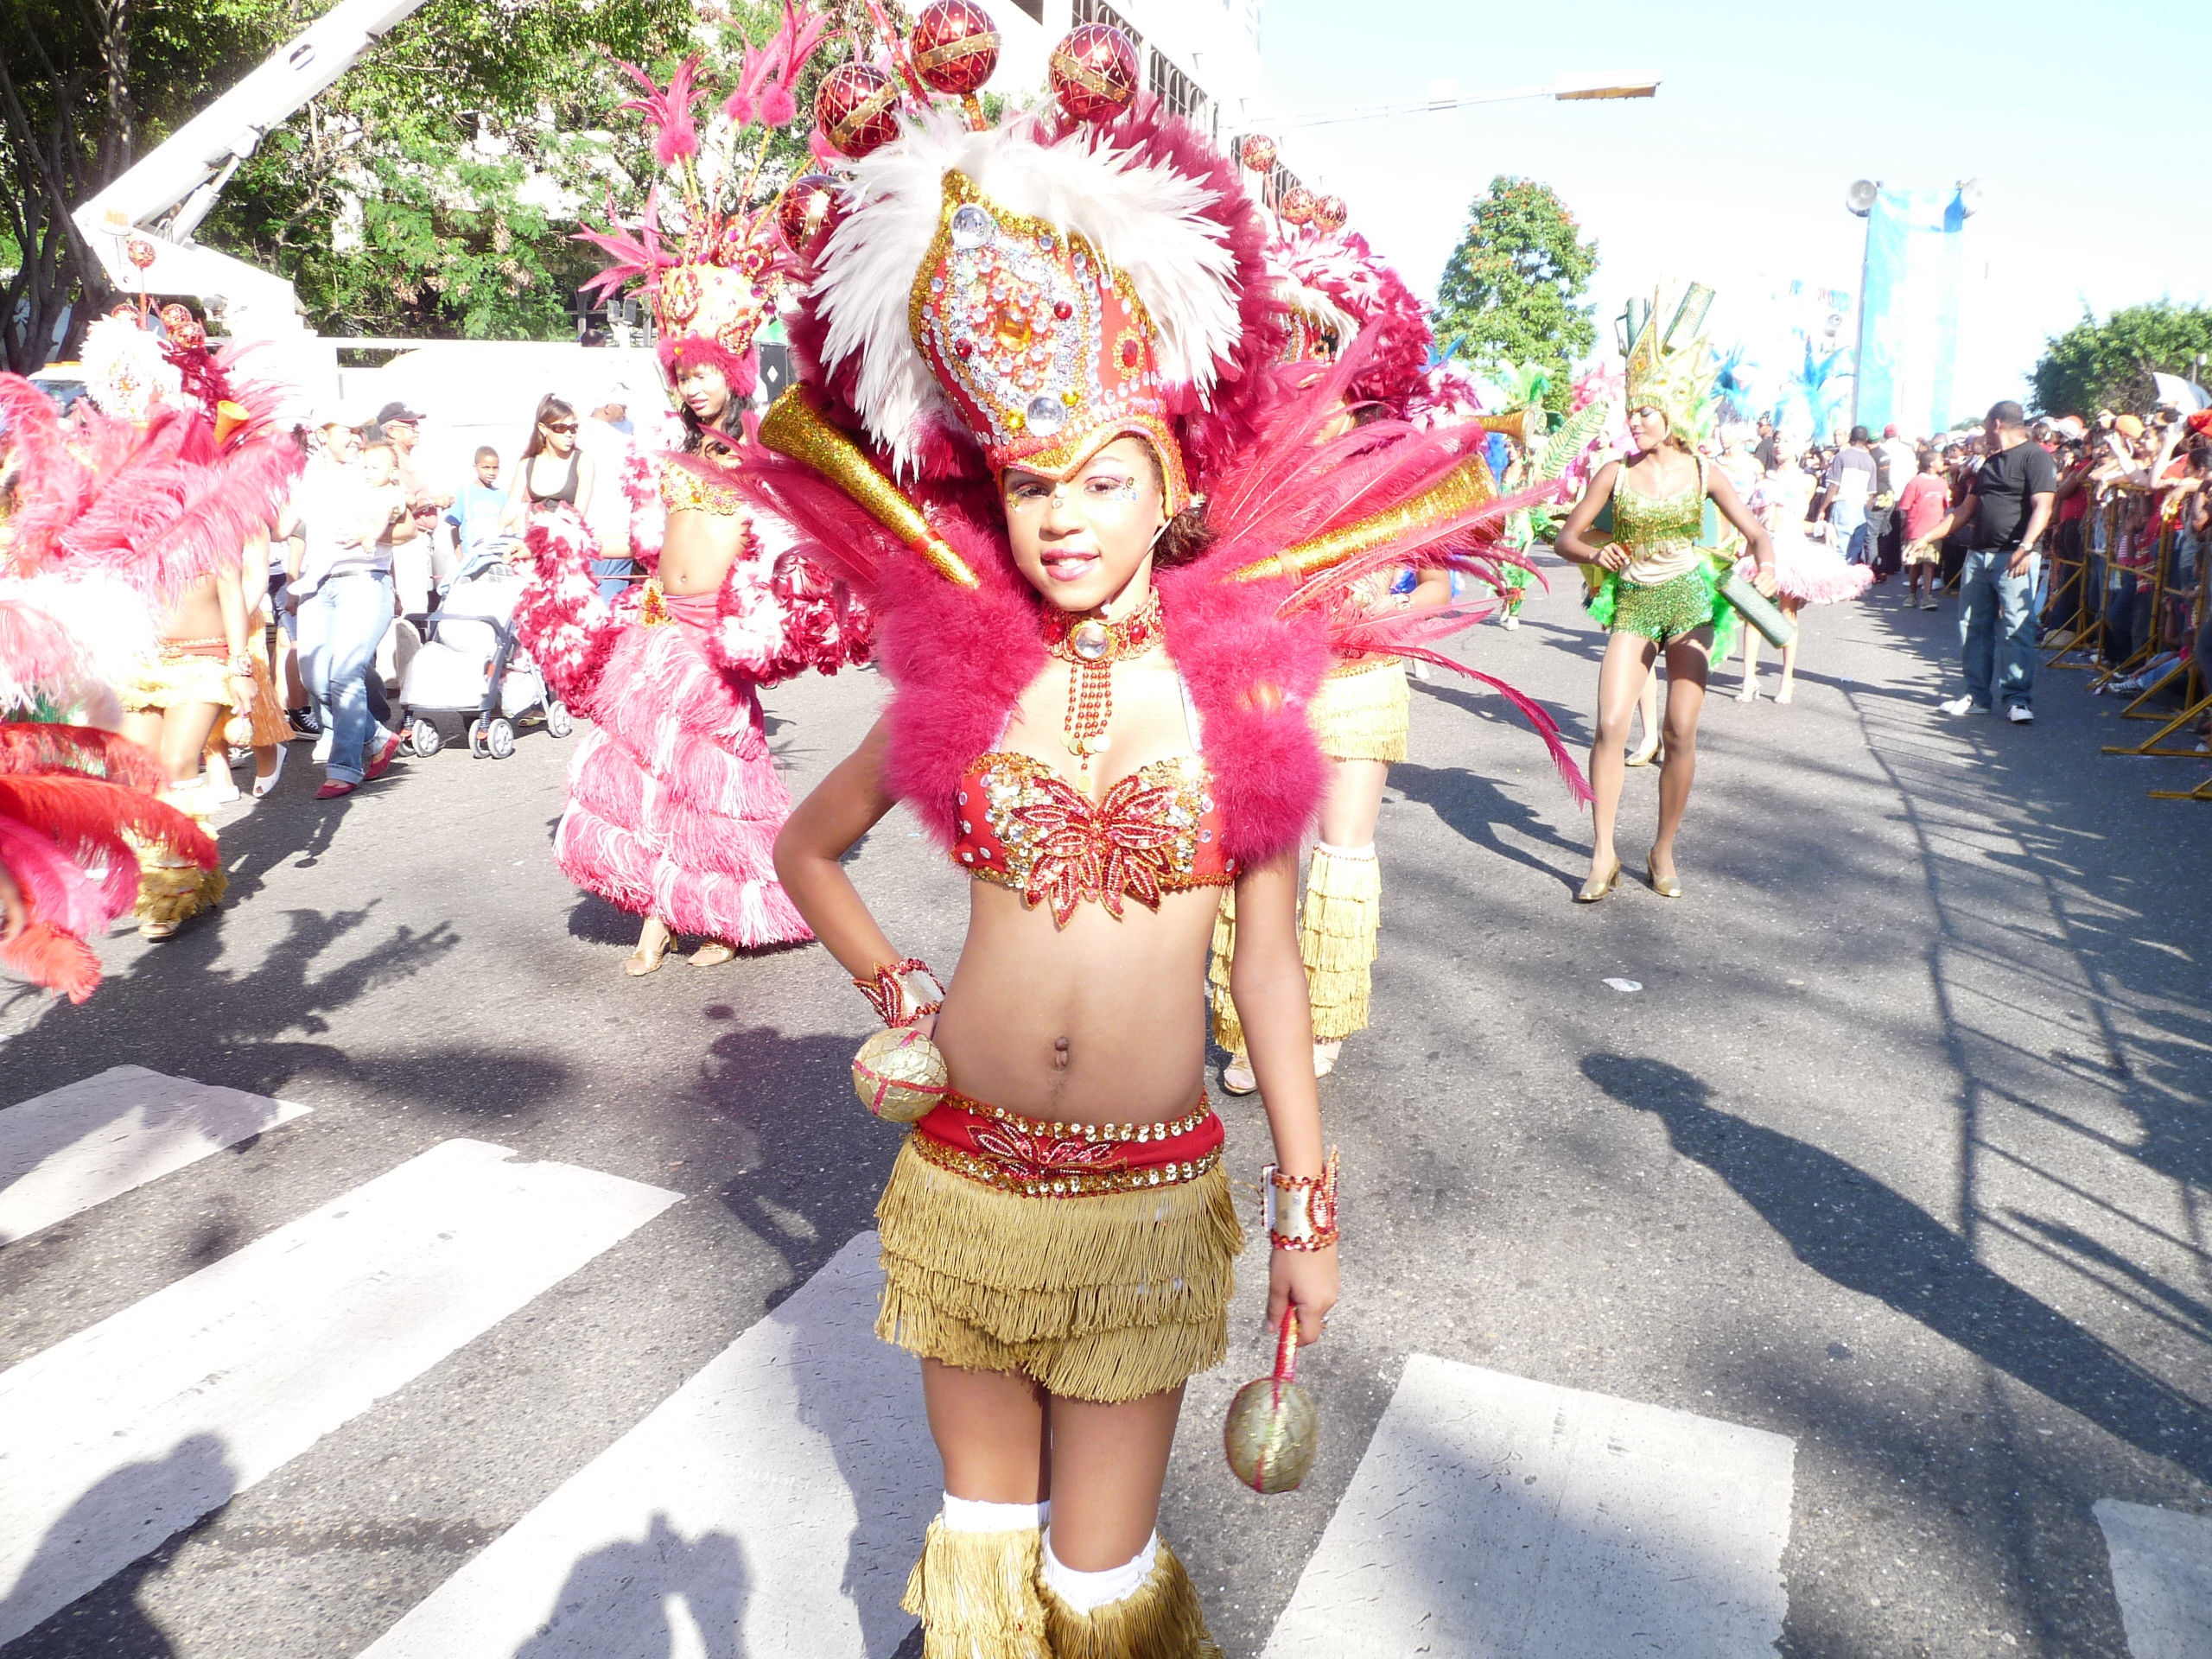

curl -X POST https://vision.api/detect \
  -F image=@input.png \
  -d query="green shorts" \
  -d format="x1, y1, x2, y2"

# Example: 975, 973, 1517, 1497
1589, 563, 1738, 659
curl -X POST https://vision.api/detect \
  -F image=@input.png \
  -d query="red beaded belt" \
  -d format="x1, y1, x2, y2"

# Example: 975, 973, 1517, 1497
910, 1091, 1224, 1198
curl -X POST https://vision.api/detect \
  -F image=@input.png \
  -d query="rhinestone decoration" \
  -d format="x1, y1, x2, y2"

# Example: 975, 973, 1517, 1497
906, 171, 1192, 509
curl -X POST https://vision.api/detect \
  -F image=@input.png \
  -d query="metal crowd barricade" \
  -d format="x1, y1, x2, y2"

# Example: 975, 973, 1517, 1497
2046, 495, 2111, 670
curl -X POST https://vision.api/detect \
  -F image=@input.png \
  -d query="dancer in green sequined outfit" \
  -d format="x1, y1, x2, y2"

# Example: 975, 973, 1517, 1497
1557, 403, 1774, 903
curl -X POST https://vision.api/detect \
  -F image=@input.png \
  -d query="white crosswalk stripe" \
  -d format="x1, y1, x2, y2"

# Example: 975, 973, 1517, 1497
2094, 1501, 2212, 1659
359, 1231, 935, 1659
2, 1070, 2189, 1658
1262, 1355, 1796, 1659
0, 1065, 309, 1244
0, 1135, 678, 1649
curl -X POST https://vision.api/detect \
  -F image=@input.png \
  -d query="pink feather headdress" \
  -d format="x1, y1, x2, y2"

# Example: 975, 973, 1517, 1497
1270, 227, 1433, 421
580, 6, 832, 397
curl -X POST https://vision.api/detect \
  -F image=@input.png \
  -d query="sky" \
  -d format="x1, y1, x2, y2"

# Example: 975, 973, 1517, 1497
1254, 0, 2210, 405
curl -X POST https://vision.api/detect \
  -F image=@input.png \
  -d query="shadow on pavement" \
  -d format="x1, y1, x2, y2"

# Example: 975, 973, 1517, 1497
1582, 1052, 2212, 1488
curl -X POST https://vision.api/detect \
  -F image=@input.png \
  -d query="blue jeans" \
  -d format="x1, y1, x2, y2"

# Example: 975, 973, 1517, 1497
1959, 550, 2039, 712
298, 570, 396, 783
590, 556, 638, 603
1831, 500, 1869, 565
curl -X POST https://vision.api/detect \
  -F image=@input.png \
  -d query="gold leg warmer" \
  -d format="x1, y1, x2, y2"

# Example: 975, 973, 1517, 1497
1040, 1537, 1222, 1659
902, 1517, 1051, 1659
130, 785, 225, 929
1299, 842, 1379, 1042
1206, 889, 1243, 1055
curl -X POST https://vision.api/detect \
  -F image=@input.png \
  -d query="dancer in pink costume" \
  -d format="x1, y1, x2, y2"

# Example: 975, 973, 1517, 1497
514, 10, 865, 975
1735, 452, 1870, 703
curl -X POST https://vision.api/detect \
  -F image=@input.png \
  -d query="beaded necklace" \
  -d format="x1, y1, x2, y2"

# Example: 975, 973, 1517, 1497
1043, 589, 1165, 770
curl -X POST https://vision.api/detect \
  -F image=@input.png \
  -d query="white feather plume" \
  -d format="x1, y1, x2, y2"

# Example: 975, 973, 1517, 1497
812, 108, 1242, 478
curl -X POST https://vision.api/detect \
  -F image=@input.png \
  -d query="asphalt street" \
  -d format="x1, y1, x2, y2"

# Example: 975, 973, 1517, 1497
2, 569, 2208, 1659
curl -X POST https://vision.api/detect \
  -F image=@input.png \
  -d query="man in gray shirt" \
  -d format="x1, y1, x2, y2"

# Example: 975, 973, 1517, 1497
293, 412, 408, 796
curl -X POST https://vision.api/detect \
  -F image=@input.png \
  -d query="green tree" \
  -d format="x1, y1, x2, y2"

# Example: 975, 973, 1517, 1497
2030, 301, 2212, 417
1429, 176, 1598, 415
0, 0, 834, 365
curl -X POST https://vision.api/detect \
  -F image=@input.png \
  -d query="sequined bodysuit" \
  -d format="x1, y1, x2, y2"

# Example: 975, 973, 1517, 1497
953, 750, 1236, 927
1611, 456, 1708, 586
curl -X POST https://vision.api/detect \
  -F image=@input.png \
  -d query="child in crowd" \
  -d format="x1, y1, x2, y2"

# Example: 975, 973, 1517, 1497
444, 447, 507, 573
1897, 453, 1952, 610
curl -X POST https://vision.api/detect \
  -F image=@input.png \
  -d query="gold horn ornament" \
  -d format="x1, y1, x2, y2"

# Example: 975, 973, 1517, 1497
757, 386, 980, 589
1230, 450, 1499, 587
1475, 406, 1547, 447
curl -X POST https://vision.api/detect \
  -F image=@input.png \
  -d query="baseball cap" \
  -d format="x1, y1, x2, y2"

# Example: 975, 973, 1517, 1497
2114, 414, 2145, 439
375, 400, 426, 425
1882, 423, 1897, 437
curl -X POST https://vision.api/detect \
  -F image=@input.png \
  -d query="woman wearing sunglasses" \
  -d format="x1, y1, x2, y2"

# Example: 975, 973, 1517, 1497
502, 394, 596, 535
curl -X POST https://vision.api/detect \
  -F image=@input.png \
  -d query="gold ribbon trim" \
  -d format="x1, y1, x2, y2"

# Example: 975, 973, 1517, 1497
1231, 450, 1499, 586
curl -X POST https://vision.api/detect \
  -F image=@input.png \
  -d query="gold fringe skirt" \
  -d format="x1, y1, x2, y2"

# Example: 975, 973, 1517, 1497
118, 644, 232, 715
1311, 655, 1410, 764
875, 1139, 1243, 1404
128, 786, 225, 928
1209, 842, 1384, 1050
1300, 842, 1380, 1041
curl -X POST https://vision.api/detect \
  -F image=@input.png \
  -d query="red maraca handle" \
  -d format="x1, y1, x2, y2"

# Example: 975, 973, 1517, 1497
1273, 1303, 1300, 1384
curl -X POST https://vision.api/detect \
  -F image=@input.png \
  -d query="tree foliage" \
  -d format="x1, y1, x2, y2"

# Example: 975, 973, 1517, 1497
0, 0, 832, 366
2029, 301, 2212, 417
1429, 176, 1599, 415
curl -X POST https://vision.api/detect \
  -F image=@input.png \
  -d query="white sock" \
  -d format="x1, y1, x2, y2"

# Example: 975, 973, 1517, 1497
941, 1493, 1047, 1534
1041, 1529, 1158, 1614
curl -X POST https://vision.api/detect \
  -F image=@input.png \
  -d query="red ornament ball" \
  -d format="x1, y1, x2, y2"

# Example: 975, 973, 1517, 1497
912, 0, 1000, 97
1311, 194, 1349, 233
773, 173, 842, 265
157, 302, 207, 351
1278, 186, 1317, 226
1238, 134, 1278, 175
817, 61, 902, 159
124, 236, 157, 271
1049, 23, 1139, 123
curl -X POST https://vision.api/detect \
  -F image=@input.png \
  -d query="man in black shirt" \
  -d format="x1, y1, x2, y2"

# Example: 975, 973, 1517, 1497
1911, 401, 2056, 723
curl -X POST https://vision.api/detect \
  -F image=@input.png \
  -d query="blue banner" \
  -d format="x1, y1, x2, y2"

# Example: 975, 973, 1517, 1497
1856, 187, 1967, 440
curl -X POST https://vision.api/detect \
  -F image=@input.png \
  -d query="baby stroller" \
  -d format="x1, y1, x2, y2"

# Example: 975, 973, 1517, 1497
397, 539, 572, 760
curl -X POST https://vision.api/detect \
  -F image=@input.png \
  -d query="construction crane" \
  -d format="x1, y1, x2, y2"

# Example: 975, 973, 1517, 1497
70, 0, 429, 345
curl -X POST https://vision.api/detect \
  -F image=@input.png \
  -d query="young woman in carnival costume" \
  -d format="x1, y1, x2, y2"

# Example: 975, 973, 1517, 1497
726, 19, 1554, 1652
0, 303, 300, 950
514, 6, 869, 976
1206, 205, 1585, 1091
1556, 285, 1777, 903
1732, 443, 1871, 704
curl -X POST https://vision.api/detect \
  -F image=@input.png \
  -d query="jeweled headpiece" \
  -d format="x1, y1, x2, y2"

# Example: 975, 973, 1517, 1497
812, 107, 1249, 516
909, 170, 1188, 509
1624, 283, 1719, 448
575, 4, 832, 396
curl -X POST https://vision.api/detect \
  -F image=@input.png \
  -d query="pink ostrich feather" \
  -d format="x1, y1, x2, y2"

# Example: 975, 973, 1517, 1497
1277, 228, 1433, 419
617, 55, 703, 169
576, 186, 677, 303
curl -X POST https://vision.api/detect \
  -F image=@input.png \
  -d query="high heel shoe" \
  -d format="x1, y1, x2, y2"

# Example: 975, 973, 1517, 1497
1624, 733, 1660, 767
1647, 853, 1683, 899
1575, 858, 1622, 903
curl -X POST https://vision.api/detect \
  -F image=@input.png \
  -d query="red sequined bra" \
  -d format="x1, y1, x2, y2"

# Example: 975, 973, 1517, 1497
954, 750, 1237, 926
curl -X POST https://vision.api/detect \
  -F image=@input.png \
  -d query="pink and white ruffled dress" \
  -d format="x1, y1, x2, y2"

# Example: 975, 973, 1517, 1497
512, 493, 868, 947
1743, 469, 1873, 606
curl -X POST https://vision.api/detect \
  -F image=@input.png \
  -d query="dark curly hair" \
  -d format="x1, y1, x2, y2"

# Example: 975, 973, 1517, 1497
1139, 442, 1216, 568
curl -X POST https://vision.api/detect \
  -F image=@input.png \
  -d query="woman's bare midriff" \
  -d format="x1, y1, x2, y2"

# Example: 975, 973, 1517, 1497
659, 509, 746, 595
161, 574, 227, 643
932, 880, 1217, 1124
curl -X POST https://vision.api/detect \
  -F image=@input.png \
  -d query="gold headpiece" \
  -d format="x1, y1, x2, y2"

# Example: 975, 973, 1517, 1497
1624, 283, 1719, 447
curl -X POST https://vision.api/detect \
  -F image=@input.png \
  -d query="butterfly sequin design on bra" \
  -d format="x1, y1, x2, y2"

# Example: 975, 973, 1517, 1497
954, 751, 1237, 927
659, 458, 747, 517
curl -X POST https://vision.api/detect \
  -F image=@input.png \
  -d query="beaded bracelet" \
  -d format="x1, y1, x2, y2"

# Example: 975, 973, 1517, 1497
1263, 1148, 1339, 1251
854, 957, 945, 1029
